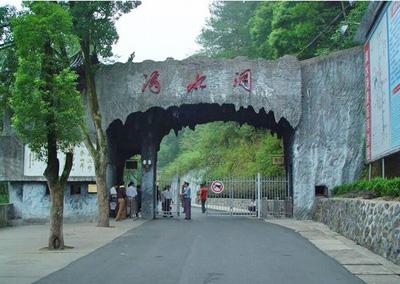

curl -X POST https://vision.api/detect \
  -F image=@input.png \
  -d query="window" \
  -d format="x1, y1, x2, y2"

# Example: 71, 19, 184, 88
45, 184, 50, 195
88, 183, 97, 194
315, 185, 328, 197
70, 184, 81, 195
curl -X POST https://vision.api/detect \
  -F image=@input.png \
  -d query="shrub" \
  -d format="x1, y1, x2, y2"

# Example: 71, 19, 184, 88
332, 177, 400, 198
0, 182, 8, 204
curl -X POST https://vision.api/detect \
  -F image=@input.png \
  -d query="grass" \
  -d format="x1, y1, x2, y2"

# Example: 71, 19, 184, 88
332, 177, 400, 199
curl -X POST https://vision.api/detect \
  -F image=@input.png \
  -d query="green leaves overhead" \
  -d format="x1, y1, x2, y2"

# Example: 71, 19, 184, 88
69, 1, 138, 58
10, 2, 83, 159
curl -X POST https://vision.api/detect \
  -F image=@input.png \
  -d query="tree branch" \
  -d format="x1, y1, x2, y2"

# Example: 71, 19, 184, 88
60, 152, 73, 185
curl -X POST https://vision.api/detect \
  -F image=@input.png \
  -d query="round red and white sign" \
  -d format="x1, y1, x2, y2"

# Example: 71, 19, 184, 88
211, 180, 224, 194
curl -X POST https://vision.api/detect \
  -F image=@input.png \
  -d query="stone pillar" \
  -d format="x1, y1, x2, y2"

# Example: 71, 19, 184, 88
140, 134, 157, 219
106, 163, 115, 190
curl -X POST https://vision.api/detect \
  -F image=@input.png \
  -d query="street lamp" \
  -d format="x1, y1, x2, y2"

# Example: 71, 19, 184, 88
142, 159, 152, 171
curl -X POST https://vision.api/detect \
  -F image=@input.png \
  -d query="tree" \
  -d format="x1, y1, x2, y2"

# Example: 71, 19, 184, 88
10, 2, 84, 249
0, 5, 17, 133
68, 1, 140, 227
267, 1, 341, 59
197, 1, 259, 58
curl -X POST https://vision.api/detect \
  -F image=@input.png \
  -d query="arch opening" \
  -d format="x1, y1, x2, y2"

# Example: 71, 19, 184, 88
106, 103, 295, 218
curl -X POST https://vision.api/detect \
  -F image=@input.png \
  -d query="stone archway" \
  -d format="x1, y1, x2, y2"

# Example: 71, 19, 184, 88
95, 47, 365, 219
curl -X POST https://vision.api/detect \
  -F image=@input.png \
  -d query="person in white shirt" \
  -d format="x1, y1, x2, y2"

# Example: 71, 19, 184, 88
162, 186, 173, 217
109, 184, 118, 218
126, 181, 138, 219
248, 199, 256, 212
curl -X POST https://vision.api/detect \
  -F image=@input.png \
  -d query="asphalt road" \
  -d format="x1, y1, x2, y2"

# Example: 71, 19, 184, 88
36, 208, 363, 284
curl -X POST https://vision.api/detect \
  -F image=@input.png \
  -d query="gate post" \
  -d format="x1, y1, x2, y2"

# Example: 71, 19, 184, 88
257, 173, 261, 219
140, 135, 157, 219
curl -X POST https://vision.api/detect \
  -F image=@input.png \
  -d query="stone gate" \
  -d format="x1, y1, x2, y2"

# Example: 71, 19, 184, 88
0, 47, 365, 219
97, 47, 365, 218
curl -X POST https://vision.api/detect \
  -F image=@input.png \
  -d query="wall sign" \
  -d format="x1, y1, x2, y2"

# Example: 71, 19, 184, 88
187, 72, 207, 94
24, 144, 95, 177
365, 2, 400, 162
210, 180, 224, 194
142, 70, 161, 94
233, 69, 252, 92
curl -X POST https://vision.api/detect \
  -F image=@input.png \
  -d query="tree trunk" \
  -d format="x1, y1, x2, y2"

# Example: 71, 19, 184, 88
96, 155, 109, 227
48, 183, 64, 250
80, 39, 110, 227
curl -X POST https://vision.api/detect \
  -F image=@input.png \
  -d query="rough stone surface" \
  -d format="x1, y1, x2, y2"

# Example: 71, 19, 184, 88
95, 55, 302, 130
292, 47, 365, 217
8, 182, 98, 223
0, 203, 13, 227
313, 198, 400, 265
0, 135, 24, 181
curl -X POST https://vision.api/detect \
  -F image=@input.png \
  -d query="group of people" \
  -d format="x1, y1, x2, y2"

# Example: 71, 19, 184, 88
109, 180, 211, 221
109, 182, 142, 221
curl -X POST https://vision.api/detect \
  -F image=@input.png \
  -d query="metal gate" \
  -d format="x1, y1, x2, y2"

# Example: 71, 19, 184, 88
202, 174, 292, 218
156, 173, 292, 218
156, 178, 182, 218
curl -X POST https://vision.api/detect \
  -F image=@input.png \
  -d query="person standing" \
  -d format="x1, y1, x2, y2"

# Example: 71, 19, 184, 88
199, 183, 208, 213
116, 185, 127, 221
109, 184, 118, 218
126, 181, 138, 219
163, 186, 173, 217
182, 182, 191, 220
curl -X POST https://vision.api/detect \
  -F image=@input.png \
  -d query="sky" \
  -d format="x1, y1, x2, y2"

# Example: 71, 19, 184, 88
1, 0, 213, 63
112, 0, 213, 63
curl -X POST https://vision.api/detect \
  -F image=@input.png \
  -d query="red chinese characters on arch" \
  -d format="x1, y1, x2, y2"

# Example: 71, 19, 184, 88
233, 69, 251, 93
142, 70, 161, 94
187, 72, 207, 94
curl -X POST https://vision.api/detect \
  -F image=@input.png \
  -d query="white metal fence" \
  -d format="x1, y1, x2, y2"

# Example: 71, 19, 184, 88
201, 174, 290, 218
157, 174, 292, 218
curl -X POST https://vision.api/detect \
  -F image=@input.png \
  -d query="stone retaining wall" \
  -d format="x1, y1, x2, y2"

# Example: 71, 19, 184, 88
0, 203, 13, 227
313, 198, 400, 265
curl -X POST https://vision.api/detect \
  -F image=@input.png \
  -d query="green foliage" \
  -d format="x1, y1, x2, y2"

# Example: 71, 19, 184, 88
158, 122, 284, 182
199, 1, 368, 60
69, 1, 138, 58
0, 5, 18, 131
0, 182, 8, 204
10, 2, 83, 159
316, 1, 369, 56
198, 1, 259, 58
332, 177, 400, 198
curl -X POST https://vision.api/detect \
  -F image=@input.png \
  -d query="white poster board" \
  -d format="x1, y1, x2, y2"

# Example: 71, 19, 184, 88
365, 2, 400, 162
24, 144, 95, 177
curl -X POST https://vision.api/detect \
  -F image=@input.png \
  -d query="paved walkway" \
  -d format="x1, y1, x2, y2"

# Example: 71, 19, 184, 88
37, 209, 364, 284
0, 219, 146, 284
2, 210, 400, 284
268, 219, 400, 284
